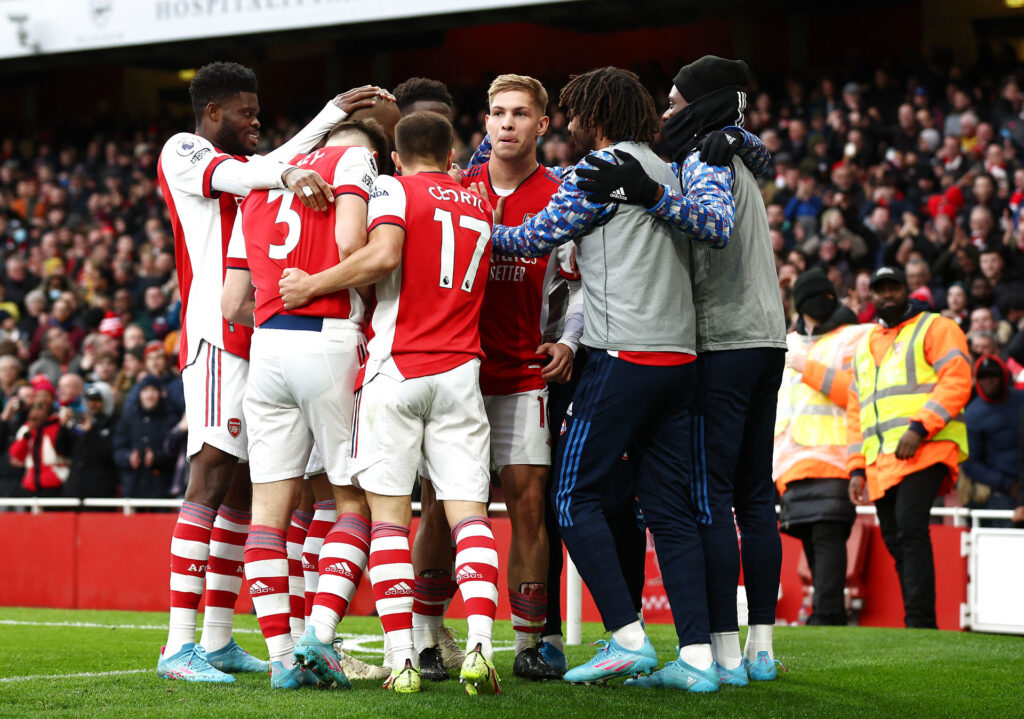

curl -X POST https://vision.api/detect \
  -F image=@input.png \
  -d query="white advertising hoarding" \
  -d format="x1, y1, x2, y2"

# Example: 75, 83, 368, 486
0, 0, 564, 60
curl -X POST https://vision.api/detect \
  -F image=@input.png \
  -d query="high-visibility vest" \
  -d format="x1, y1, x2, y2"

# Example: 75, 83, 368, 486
774, 323, 869, 479
853, 312, 969, 466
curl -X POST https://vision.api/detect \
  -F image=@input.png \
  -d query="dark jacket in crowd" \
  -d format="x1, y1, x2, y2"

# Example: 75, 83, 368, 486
113, 378, 176, 498
963, 355, 1024, 495
56, 412, 118, 499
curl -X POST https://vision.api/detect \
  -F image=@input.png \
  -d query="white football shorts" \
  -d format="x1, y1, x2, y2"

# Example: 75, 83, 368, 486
182, 340, 248, 461
351, 358, 490, 503
483, 387, 551, 470
244, 320, 363, 486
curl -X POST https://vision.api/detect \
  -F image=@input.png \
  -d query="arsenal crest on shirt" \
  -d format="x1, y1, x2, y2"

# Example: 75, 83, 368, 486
227, 418, 241, 438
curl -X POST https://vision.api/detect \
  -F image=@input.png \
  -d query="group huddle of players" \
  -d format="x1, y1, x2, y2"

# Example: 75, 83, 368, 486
154, 52, 786, 694
155, 63, 596, 694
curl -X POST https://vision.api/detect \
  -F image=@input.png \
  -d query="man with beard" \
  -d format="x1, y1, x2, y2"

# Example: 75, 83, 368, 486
847, 266, 971, 628
575, 56, 787, 683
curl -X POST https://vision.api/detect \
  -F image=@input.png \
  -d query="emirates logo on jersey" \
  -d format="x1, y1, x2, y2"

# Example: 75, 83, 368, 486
227, 418, 241, 438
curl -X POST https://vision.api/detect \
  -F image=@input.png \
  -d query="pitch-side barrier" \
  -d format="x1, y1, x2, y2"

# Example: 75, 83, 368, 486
0, 499, 1017, 637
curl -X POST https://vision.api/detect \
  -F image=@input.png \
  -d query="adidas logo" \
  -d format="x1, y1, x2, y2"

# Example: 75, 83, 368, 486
566, 403, 573, 417
249, 581, 273, 596
609, 187, 628, 201
325, 561, 355, 579
384, 581, 413, 597
301, 558, 316, 571
725, 133, 737, 145
456, 565, 484, 581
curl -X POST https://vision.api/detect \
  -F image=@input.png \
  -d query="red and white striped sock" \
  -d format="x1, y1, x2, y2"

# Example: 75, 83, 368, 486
303, 500, 337, 620
200, 505, 250, 653
286, 510, 312, 643
368, 522, 415, 670
510, 584, 547, 654
167, 501, 217, 656
244, 525, 294, 668
309, 513, 370, 643
453, 516, 499, 660
412, 573, 450, 652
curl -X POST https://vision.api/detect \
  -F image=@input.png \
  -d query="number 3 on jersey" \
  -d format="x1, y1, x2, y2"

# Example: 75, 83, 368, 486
267, 188, 301, 259
433, 208, 490, 292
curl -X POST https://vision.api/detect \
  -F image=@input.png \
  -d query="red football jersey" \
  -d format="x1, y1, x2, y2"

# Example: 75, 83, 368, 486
363, 172, 493, 382
233, 146, 377, 326
462, 162, 562, 395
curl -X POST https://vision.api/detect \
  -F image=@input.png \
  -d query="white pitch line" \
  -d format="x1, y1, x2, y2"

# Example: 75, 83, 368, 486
0, 668, 150, 683
0, 619, 516, 654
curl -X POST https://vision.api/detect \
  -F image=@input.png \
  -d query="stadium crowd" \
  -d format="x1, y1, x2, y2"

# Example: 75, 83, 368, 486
0, 56, 1022, 520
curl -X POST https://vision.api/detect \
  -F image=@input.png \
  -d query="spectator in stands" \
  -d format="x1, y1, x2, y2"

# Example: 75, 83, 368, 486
961, 355, 1024, 527
113, 374, 176, 498
8, 387, 69, 496
121, 341, 183, 416
969, 330, 1001, 363
942, 282, 970, 331
135, 286, 171, 341
28, 327, 81, 386
55, 381, 118, 501
56, 372, 85, 414
0, 355, 23, 407
122, 323, 145, 352
979, 248, 1016, 307
2, 256, 37, 309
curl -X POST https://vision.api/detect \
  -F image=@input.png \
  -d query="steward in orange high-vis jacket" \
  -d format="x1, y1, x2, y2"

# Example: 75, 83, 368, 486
846, 266, 971, 628
776, 269, 870, 626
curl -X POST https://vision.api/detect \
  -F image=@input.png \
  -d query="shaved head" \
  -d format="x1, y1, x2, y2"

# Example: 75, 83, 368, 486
349, 98, 402, 146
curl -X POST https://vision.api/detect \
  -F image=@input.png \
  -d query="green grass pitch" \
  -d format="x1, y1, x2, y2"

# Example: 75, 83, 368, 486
0, 608, 1020, 718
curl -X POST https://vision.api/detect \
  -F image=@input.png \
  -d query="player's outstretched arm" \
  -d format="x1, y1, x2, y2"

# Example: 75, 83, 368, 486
260, 85, 390, 163
279, 225, 403, 310
576, 149, 736, 248
490, 153, 613, 257
468, 132, 572, 180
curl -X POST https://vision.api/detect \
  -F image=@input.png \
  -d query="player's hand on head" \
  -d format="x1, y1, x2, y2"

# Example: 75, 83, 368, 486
538, 342, 574, 383
697, 128, 744, 167
333, 85, 388, 115
448, 163, 463, 184
575, 150, 661, 208
283, 167, 334, 211
279, 267, 313, 310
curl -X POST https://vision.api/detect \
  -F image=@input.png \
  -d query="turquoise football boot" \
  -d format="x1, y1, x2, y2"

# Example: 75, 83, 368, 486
563, 637, 658, 685
744, 651, 785, 681
293, 626, 352, 690
204, 638, 269, 674
715, 661, 749, 687
624, 654, 719, 693
157, 643, 235, 683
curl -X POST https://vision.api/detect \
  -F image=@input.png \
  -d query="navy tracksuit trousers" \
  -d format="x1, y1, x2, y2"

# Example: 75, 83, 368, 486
544, 349, 646, 636
554, 349, 708, 647
692, 348, 786, 630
